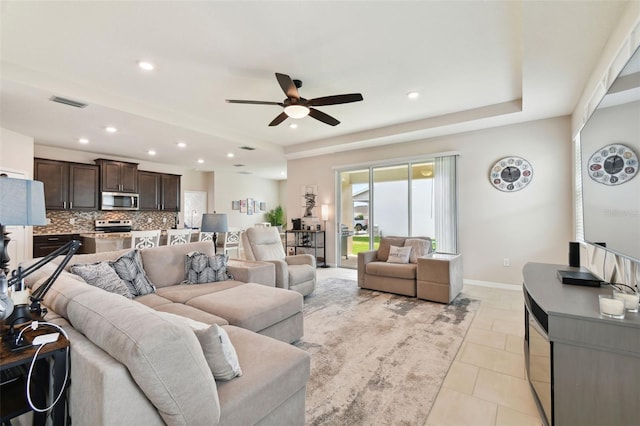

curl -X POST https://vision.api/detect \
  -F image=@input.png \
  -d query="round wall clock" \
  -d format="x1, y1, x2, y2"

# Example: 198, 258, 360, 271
587, 143, 638, 186
489, 156, 533, 192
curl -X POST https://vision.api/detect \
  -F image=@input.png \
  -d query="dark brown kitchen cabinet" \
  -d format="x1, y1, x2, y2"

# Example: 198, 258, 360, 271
95, 159, 138, 193
34, 159, 99, 210
138, 171, 180, 211
33, 234, 81, 257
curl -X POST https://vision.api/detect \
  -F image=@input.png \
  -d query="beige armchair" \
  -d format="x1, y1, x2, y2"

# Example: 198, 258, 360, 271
241, 227, 316, 296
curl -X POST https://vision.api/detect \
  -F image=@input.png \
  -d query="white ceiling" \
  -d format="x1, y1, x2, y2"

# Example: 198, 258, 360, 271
0, 1, 629, 179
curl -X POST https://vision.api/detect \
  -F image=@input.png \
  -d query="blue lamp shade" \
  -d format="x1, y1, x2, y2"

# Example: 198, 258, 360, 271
200, 213, 228, 233
0, 177, 47, 226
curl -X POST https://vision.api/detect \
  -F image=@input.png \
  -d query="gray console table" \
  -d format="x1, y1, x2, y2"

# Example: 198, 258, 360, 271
523, 263, 639, 426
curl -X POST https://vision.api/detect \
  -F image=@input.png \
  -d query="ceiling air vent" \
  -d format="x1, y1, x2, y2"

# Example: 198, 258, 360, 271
239, 146, 256, 151
49, 96, 88, 108
237, 171, 253, 175
233, 164, 245, 167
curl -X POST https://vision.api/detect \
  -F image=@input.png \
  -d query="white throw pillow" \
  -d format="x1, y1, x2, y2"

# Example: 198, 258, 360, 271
156, 311, 242, 381
386, 245, 412, 264
195, 324, 243, 381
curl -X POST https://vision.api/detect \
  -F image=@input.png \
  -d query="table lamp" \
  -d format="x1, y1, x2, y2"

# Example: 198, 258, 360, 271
0, 177, 47, 275
1, 177, 81, 348
201, 213, 228, 253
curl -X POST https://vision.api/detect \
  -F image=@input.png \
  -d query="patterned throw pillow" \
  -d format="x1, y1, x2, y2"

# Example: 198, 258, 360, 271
109, 250, 156, 296
386, 245, 412, 264
70, 261, 134, 299
184, 252, 232, 284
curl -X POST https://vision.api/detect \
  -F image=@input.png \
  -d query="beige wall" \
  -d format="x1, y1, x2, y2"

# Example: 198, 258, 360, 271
1, 127, 36, 267
287, 116, 573, 285
213, 171, 282, 230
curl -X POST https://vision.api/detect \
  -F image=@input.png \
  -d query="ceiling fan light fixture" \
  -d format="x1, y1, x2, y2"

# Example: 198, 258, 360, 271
284, 105, 309, 119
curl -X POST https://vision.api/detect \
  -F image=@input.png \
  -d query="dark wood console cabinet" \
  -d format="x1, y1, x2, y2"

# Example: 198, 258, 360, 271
34, 158, 99, 210
138, 171, 180, 211
523, 263, 640, 426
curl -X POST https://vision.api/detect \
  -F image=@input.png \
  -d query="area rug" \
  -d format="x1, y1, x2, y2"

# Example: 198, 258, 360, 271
296, 278, 479, 426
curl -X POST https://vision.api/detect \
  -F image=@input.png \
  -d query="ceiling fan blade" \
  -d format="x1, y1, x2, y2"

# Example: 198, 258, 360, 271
268, 112, 289, 126
309, 108, 340, 126
308, 93, 363, 107
226, 99, 283, 106
275, 73, 300, 99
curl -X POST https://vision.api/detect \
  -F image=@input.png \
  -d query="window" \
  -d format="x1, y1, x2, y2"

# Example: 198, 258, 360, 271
336, 155, 458, 268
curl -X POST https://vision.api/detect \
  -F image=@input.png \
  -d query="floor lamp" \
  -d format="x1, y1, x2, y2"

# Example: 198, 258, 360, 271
320, 204, 330, 268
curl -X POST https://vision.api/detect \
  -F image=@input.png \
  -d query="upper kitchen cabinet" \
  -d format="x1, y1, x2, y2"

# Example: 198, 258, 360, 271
138, 171, 181, 211
95, 159, 138, 193
34, 159, 99, 210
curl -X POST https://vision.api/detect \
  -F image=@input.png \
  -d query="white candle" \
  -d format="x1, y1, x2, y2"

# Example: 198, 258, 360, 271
614, 292, 640, 311
599, 296, 625, 317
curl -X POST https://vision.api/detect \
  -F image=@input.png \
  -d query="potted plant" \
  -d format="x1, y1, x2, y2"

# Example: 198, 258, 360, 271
265, 206, 285, 231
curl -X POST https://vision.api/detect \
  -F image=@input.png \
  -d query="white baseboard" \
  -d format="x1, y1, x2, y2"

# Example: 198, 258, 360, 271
464, 279, 521, 291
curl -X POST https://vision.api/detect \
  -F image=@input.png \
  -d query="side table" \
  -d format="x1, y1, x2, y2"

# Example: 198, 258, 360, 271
417, 253, 463, 303
1, 329, 69, 426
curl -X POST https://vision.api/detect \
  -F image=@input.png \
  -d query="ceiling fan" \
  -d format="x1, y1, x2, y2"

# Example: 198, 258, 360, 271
226, 72, 363, 126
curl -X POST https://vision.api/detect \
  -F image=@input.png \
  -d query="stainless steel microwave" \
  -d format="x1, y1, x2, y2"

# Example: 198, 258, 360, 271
101, 192, 139, 210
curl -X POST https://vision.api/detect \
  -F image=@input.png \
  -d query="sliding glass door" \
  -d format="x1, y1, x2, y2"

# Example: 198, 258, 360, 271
336, 156, 457, 268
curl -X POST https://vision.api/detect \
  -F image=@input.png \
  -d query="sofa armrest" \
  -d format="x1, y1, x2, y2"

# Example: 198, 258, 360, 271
285, 254, 316, 268
266, 259, 289, 289
227, 259, 276, 287
357, 250, 379, 286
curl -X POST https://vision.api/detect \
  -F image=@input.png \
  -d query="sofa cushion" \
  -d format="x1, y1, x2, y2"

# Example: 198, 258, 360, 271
153, 303, 229, 326
109, 250, 155, 296
366, 261, 418, 280
156, 281, 244, 304
186, 284, 303, 333
66, 290, 221, 426
404, 238, 432, 263
70, 261, 133, 299
243, 227, 286, 261
387, 245, 411, 264
140, 241, 216, 288
185, 252, 231, 284
288, 264, 315, 284
376, 237, 406, 261
39, 271, 98, 319
216, 326, 310, 425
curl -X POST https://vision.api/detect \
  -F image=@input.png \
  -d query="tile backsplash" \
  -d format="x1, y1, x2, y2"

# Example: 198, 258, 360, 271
34, 210, 179, 235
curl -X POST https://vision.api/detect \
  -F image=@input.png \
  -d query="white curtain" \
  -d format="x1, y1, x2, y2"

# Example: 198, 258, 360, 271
434, 155, 458, 254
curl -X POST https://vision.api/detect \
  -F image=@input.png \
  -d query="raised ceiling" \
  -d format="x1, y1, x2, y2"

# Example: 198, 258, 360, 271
0, 1, 629, 179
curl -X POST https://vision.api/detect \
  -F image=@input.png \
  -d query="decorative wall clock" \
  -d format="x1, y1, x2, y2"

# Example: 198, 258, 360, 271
489, 156, 533, 192
587, 143, 638, 186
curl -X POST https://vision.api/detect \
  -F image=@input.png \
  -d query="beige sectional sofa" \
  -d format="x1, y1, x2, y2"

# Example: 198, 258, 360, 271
24, 241, 310, 426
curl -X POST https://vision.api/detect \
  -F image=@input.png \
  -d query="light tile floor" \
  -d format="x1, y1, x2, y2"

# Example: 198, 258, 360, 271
315, 267, 544, 426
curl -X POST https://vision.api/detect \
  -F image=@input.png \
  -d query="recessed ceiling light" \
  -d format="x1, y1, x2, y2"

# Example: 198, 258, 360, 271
78, 138, 89, 144
148, 150, 156, 156
197, 158, 204, 164
289, 123, 298, 129
177, 141, 187, 148
105, 126, 118, 133
280, 171, 286, 176
407, 91, 420, 99
138, 61, 155, 71
227, 153, 234, 158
